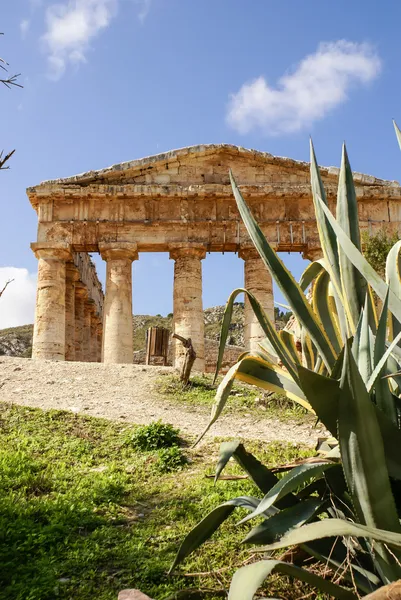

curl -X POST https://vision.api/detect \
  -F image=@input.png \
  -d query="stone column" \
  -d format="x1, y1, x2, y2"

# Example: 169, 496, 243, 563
169, 245, 206, 373
239, 247, 274, 354
83, 300, 93, 361
96, 318, 103, 363
74, 283, 87, 362
90, 308, 98, 363
99, 242, 138, 364
31, 242, 72, 361
65, 262, 79, 361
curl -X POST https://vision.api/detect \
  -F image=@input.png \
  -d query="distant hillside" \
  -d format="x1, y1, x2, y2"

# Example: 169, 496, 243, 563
0, 303, 290, 358
0, 324, 33, 358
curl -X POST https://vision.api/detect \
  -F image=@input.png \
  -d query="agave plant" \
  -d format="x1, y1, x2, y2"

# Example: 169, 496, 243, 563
170, 126, 401, 598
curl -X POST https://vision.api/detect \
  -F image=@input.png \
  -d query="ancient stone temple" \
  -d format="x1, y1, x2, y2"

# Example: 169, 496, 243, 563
27, 144, 401, 370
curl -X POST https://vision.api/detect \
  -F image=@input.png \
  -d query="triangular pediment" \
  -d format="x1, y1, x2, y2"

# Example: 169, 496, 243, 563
27, 143, 399, 192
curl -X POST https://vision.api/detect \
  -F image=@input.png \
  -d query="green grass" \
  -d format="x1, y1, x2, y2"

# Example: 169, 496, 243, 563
0, 402, 322, 600
159, 374, 313, 423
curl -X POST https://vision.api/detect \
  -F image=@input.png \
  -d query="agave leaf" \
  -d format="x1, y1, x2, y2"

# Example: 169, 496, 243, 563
239, 462, 337, 525
339, 344, 401, 575
368, 291, 400, 423
299, 259, 325, 291
234, 358, 309, 409
356, 295, 374, 385
336, 144, 366, 331
243, 498, 323, 545
213, 288, 297, 383
258, 519, 401, 552
309, 140, 342, 296
228, 559, 357, 600
300, 326, 314, 369
215, 441, 297, 505
278, 330, 300, 365
297, 366, 340, 437
312, 270, 342, 355
386, 240, 401, 346
168, 496, 260, 573
331, 283, 349, 344
393, 119, 401, 150
230, 170, 336, 370
340, 344, 401, 532
298, 362, 401, 479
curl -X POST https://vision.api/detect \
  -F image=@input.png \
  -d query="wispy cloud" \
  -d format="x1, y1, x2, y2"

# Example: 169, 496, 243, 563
41, 0, 118, 80
137, 0, 151, 24
20, 19, 30, 38
0, 268, 36, 329
227, 40, 381, 136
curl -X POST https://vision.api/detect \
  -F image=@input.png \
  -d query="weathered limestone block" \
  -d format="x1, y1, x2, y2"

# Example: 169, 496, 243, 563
74, 283, 88, 362
239, 247, 274, 354
31, 242, 72, 361
65, 262, 79, 361
170, 244, 206, 372
100, 242, 138, 364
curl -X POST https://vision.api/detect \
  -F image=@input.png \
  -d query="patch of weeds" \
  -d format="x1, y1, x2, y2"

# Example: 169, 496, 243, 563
156, 446, 188, 474
129, 420, 181, 451
159, 374, 312, 423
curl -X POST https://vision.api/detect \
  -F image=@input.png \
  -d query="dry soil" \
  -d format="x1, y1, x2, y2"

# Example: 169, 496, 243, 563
0, 356, 325, 446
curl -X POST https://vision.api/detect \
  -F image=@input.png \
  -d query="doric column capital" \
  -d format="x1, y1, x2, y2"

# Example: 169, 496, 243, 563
86, 299, 97, 315
75, 281, 89, 299
66, 261, 80, 282
31, 242, 72, 261
302, 247, 323, 262
238, 246, 261, 261
99, 242, 138, 262
169, 243, 206, 261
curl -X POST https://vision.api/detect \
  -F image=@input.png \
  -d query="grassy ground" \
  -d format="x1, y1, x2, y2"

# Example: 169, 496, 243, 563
159, 374, 313, 423
0, 402, 324, 600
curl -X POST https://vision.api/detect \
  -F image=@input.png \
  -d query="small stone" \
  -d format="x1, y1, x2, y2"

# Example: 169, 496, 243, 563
13, 366, 22, 371
118, 590, 154, 600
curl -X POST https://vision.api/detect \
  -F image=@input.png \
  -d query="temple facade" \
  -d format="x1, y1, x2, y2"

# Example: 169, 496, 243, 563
27, 144, 401, 371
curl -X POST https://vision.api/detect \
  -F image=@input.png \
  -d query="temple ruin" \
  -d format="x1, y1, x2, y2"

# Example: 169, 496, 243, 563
27, 144, 401, 371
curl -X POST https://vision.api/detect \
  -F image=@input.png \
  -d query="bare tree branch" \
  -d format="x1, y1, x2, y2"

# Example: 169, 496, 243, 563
1, 33, 22, 171
0, 279, 14, 298
0, 149, 15, 170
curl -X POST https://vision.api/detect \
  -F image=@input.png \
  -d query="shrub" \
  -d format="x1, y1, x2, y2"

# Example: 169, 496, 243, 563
155, 446, 188, 473
130, 421, 181, 451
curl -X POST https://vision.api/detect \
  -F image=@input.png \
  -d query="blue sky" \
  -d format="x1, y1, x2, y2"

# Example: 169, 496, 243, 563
1, 0, 401, 326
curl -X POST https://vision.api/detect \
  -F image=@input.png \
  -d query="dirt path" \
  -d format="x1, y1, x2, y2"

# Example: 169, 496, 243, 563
0, 356, 324, 446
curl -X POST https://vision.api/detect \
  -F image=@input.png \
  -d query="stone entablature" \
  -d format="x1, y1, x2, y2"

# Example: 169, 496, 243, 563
27, 144, 401, 368
27, 144, 401, 256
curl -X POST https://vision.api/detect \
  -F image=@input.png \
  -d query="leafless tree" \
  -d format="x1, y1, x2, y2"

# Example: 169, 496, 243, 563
0, 279, 14, 298
1, 32, 22, 170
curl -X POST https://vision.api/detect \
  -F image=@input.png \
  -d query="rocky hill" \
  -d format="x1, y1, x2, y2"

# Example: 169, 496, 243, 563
0, 303, 290, 358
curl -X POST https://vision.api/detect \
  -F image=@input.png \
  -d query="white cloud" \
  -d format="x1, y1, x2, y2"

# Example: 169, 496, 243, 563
227, 40, 381, 136
41, 0, 118, 79
137, 0, 151, 24
0, 268, 37, 329
20, 19, 30, 38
